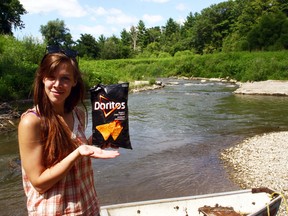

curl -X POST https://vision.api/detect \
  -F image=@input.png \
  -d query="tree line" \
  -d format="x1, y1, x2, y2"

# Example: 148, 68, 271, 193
1, 0, 288, 60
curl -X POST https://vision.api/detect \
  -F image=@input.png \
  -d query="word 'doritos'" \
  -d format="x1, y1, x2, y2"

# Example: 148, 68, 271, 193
93, 95, 126, 117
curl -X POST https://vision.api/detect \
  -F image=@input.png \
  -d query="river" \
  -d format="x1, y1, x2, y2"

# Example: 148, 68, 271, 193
1, 78, 288, 215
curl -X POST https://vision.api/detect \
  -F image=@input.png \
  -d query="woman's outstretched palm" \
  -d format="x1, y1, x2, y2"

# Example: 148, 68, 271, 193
78, 145, 120, 159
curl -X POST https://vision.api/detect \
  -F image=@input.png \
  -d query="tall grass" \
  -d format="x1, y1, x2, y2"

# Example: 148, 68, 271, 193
81, 51, 288, 87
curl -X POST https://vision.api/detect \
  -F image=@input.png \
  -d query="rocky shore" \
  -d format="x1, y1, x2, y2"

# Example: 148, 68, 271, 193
129, 81, 165, 93
234, 80, 288, 96
221, 132, 288, 215
221, 80, 288, 215
0, 103, 20, 133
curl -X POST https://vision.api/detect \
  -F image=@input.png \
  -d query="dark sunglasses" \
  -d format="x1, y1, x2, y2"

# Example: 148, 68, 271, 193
46, 45, 78, 59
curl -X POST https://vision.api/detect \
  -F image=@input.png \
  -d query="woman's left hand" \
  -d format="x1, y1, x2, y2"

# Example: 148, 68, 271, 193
78, 145, 120, 159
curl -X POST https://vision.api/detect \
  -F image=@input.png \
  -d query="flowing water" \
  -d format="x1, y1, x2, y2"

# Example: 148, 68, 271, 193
1, 78, 288, 215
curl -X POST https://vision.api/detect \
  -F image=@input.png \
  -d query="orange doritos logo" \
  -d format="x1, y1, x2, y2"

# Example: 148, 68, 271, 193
96, 121, 123, 141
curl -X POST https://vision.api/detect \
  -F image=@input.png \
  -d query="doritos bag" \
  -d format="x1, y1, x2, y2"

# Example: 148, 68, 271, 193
90, 83, 132, 149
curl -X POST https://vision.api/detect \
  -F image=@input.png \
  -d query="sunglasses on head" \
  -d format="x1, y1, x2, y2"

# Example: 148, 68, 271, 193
46, 45, 78, 59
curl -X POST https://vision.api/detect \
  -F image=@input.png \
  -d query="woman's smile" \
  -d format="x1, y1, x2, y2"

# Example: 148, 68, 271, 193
51, 89, 64, 95
43, 63, 76, 107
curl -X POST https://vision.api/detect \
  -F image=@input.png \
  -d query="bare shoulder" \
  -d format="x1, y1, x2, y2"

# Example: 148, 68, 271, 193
19, 111, 41, 130
19, 112, 40, 126
18, 112, 43, 158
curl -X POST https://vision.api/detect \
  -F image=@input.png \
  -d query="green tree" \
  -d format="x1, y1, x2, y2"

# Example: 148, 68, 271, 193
234, 0, 271, 37
97, 34, 106, 58
163, 18, 180, 37
76, 33, 99, 59
182, 12, 198, 38
146, 26, 161, 43
0, 0, 26, 35
40, 19, 74, 46
189, 1, 237, 54
278, 18, 288, 49
278, 0, 288, 15
97, 34, 106, 47
224, 0, 286, 51
160, 18, 182, 55
145, 42, 161, 54
137, 20, 148, 51
190, 14, 212, 54
247, 11, 288, 50
101, 35, 121, 59
120, 29, 132, 58
183, 12, 197, 30
181, 12, 199, 51
120, 28, 131, 46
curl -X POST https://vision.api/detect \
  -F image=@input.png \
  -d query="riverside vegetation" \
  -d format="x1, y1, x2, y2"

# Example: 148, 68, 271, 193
1, 35, 288, 102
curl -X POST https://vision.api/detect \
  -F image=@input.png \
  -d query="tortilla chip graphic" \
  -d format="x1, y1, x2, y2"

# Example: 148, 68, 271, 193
96, 121, 124, 141
96, 121, 115, 141
111, 122, 123, 140
96, 125, 110, 140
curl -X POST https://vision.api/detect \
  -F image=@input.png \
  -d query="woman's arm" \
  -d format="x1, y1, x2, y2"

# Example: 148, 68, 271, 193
18, 113, 119, 194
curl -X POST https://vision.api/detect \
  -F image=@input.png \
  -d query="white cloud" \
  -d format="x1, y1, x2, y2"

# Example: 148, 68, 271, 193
109, 8, 123, 15
19, 0, 87, 17
177, 17, 185, 25
75, 24, 110, 37
86, 7, 137, 25
142, 14, 164, 25
87, 7, 108, 16
176, 3, 187, 11
87, 7, 123, 16
106, 14, 138, 25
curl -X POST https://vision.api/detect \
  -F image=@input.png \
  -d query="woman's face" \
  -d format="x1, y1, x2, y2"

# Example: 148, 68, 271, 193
43, 63, 77, 108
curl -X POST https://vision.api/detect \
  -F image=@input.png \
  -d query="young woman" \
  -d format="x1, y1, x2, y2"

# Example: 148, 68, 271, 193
18, 47, 120, 215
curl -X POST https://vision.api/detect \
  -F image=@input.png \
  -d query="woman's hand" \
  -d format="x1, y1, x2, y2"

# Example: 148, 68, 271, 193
87, 136, 119, 149
78, 145, 120, 159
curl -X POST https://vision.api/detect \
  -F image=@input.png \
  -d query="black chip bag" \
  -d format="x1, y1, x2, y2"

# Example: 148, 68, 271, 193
90, 83, 132, 149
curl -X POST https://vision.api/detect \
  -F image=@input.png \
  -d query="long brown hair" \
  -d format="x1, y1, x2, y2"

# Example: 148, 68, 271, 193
33, 52, 86, 168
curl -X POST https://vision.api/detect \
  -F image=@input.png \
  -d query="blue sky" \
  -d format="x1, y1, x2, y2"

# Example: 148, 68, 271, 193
15, 0, 226, 41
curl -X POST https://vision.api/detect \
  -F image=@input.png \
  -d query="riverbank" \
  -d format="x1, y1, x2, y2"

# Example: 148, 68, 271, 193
221, 131, 288, 215
195, 79, 288, 215
234, 80, 288, 96
221, 81, 288, 215
0, 103, 20, 133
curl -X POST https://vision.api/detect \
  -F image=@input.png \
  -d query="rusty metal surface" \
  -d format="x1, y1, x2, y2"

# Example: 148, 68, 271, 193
198, 204, 248, 216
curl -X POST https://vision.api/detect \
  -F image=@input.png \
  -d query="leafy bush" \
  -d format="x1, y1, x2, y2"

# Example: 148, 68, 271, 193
0, 35, 41, 101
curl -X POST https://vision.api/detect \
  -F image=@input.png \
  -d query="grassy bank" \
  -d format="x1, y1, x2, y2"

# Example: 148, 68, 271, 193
80, 51, 288, 88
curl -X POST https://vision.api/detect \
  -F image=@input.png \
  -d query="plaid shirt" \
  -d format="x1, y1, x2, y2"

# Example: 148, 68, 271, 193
22, 109, 99, 215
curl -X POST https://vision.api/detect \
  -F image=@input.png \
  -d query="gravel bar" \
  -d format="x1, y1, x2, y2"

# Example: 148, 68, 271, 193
234, 80, 288, 96
221, 131, 288, 215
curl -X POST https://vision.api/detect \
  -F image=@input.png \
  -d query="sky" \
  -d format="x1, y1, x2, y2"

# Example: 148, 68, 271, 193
14, 0, 226, 41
